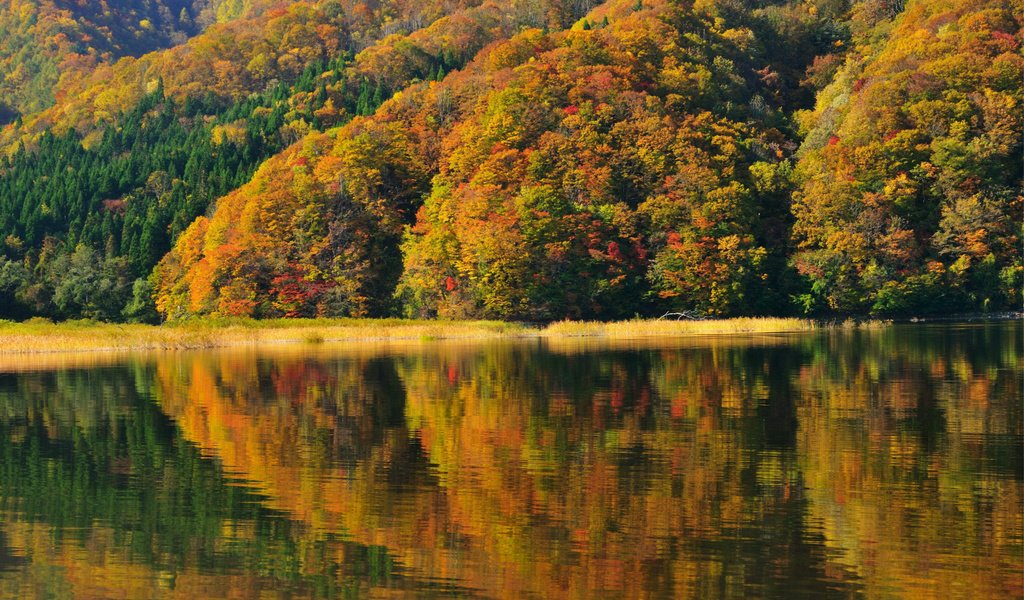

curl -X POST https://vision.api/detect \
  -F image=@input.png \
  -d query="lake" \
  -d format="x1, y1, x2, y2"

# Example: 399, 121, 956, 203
0, 322, 1019, 598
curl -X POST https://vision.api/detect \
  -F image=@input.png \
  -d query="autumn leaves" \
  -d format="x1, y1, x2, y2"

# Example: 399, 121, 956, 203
151, 0, 1022, 321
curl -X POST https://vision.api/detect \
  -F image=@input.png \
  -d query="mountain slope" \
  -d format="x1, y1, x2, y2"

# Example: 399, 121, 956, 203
152, 0, 845, 319
0, 0, 284, 121
791, 0, 1023, 314
0, 0, 602, 320
0, 0, 1019, 322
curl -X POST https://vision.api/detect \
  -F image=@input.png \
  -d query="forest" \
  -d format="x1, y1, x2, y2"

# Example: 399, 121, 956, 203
0, 0, 1019, 322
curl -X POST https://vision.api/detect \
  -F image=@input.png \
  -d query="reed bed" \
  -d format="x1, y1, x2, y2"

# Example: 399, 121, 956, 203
0, 317, 527, 354
541, 317, 821, 338
0, 316, 884, 355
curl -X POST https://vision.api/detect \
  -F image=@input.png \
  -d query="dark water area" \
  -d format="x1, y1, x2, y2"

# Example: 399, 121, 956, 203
0, 322, 1019, 598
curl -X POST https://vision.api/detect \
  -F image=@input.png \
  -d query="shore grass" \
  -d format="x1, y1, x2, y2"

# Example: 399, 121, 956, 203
544, 316, 823, 338
0, 315, 873, 355
0, 317, 528, 354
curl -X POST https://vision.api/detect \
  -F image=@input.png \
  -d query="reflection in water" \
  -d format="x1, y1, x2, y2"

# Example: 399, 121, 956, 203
0, 323, 1019, 598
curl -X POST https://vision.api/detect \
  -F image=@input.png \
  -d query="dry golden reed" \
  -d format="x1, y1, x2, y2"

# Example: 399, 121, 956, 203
0, 316, 883, 355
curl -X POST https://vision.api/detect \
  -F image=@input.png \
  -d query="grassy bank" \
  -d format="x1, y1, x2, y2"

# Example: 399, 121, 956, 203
0, 316, 859, 355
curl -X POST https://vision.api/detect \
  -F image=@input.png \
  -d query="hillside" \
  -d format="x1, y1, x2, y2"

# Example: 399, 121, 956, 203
0, 0, 1019, 322
0, 0, 591, 320
0, 0, 282, 120
791, 0, 1023, 314
154, 0, 815, 319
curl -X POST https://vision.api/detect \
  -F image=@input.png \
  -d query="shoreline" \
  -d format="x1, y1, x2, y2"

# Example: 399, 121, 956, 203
0, 316, 831, 355
0, 314, 1017, 356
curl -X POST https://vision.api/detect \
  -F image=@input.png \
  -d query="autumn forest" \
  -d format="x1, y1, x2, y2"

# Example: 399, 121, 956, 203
0, 0, 1020, 322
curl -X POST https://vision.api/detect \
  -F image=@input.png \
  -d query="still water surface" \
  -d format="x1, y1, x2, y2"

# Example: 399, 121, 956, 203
0, 322, 1019, 598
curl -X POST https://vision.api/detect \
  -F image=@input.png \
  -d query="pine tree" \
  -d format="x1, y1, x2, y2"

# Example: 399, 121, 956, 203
371, 82, 384, 111
356, 79, 371, 115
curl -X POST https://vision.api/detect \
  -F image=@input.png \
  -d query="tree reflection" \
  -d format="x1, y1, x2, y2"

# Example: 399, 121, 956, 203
0, 322, 1017, 598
